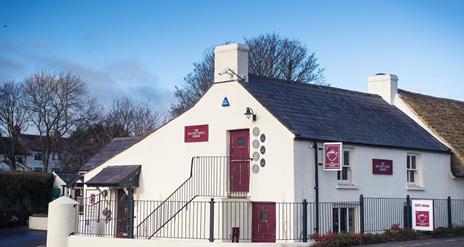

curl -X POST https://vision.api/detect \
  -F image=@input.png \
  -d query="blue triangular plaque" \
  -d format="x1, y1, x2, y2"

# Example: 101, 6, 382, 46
222, 97, 230, 107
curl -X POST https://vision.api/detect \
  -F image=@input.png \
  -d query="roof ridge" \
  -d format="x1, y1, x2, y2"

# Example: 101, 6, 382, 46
399, 89, 464, 104
248, 74, 380, 99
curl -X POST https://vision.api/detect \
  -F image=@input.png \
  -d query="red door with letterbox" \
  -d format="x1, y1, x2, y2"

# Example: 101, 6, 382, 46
229, 129, 250, 192
252, 202, 276, 242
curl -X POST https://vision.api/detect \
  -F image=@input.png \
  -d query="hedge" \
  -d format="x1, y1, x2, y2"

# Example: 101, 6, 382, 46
0, 171, 54, 227
310, 225, 464, 247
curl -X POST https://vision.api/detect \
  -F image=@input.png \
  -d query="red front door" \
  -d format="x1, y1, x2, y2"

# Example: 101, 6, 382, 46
252, 202, 276, 242
116, 189, 129, 238
229, 129, 250, 192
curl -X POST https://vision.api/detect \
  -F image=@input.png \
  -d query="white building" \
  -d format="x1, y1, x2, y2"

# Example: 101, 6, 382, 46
53, 171, 84, 199
0, 134, 62, 172
79, 43, 464, 243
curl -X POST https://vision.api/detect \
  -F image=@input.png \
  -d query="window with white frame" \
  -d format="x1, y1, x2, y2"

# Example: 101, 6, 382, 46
337, 150, 351, 183
407, 154, 419, 185
332, 206, 356, 233
34, 152, 42, 160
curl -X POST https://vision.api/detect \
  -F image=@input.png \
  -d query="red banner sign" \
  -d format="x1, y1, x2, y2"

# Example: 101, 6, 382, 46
372, 159, 393, 175
184, 124, 209, 142
323, 142, 342, 171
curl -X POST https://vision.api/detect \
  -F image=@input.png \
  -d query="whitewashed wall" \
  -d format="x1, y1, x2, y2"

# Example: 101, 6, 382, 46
84, 80, 296, 202
68, 235, 312, 247
294, 140, 464, 202
83, 78, 464, 204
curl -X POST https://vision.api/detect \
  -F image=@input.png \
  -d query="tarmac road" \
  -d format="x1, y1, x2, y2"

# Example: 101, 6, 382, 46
362, 235, 464, 247
0, 226, 46, 247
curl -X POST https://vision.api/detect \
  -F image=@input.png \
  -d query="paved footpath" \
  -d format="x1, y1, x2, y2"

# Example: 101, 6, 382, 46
0, 226, 46, 247
363, 235, 464, 247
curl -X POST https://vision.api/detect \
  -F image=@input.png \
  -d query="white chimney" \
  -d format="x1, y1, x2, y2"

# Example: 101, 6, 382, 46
214, 43, 249, 83
368, 73, 398, 104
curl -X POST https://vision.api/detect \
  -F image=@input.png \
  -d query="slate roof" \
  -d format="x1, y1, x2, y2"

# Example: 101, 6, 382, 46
0, 137, 30, 155
55, 172, 82, 187
241, 75, 449, 152
15, 134, 67, 152
399, 89, 464, 177
85, 165, 141, 187
19, 134, 44, 151
79, 137, 142, 172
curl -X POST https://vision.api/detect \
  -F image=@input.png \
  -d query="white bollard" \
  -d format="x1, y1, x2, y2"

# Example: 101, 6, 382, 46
47, 196, 78, 247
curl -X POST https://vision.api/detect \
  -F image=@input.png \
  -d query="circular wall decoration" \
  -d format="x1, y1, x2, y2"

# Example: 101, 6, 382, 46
260, 158, 266, 167
260, 134, 266, 143
252, 127, 260, 137
252, 164, 260, 174
252, 152, 260, 161
252, 139, 260, 149
260, 146, 266, 154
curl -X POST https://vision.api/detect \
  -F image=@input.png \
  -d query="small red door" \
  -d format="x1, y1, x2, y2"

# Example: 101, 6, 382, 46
116, 189, 129, 238
229, 129, 250, 192
252, 202, 276, 242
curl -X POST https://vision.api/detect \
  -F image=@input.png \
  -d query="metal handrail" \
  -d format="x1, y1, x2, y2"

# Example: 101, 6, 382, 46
136, 156, 248, 239
135, 156, 197, 235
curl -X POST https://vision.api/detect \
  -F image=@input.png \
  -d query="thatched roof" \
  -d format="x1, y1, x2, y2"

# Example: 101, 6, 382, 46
399, 89, 464, 177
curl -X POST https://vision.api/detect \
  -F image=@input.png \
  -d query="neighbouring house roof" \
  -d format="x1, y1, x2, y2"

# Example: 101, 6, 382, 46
18, 134, 44, 151
0, 137, 30, 155
0, 134, 67, 157
399, 89, 464, 177
85, 165, 141, 187
79, 137, 143, 172
241, 74, 449, 153
54, 172, 82, 187
8, 134, 68, 153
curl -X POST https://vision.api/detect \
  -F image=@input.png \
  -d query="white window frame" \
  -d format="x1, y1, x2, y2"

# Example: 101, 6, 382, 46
34, 152, 42, 161
332, 204, 357, 233
407, 153, 420, 186
337, 149, 352, 184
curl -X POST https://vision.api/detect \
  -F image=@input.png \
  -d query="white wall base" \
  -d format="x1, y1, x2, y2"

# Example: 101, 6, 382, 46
29, 216, 48, 231
47, 196, 78, 247
68, 236, 314, 247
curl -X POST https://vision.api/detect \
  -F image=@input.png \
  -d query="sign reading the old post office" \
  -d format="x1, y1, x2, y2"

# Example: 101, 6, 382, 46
372, 159, 393, 175
184, 124, 209, 142
323, 142, 343, 171
412, 199, 434, 231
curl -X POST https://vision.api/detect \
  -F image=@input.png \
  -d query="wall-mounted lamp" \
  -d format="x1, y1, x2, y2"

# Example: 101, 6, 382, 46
244, 107, 257, 122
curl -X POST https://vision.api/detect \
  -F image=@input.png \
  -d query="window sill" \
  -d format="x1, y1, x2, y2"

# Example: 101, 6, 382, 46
336, 183, 358, 190
406, 185, 425, 191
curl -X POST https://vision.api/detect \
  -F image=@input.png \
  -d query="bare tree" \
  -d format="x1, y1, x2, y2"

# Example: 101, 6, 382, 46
58, 96, 164, 172
0, 81, 30, 170
246, 34, 325, 83
171, 51, 215, 116
24, 71, 97, 172
105, 96, 163, 137
170, 33, 327, 116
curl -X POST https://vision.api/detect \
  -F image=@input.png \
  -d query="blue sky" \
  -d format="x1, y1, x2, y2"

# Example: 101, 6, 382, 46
1, 0, 463, 113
